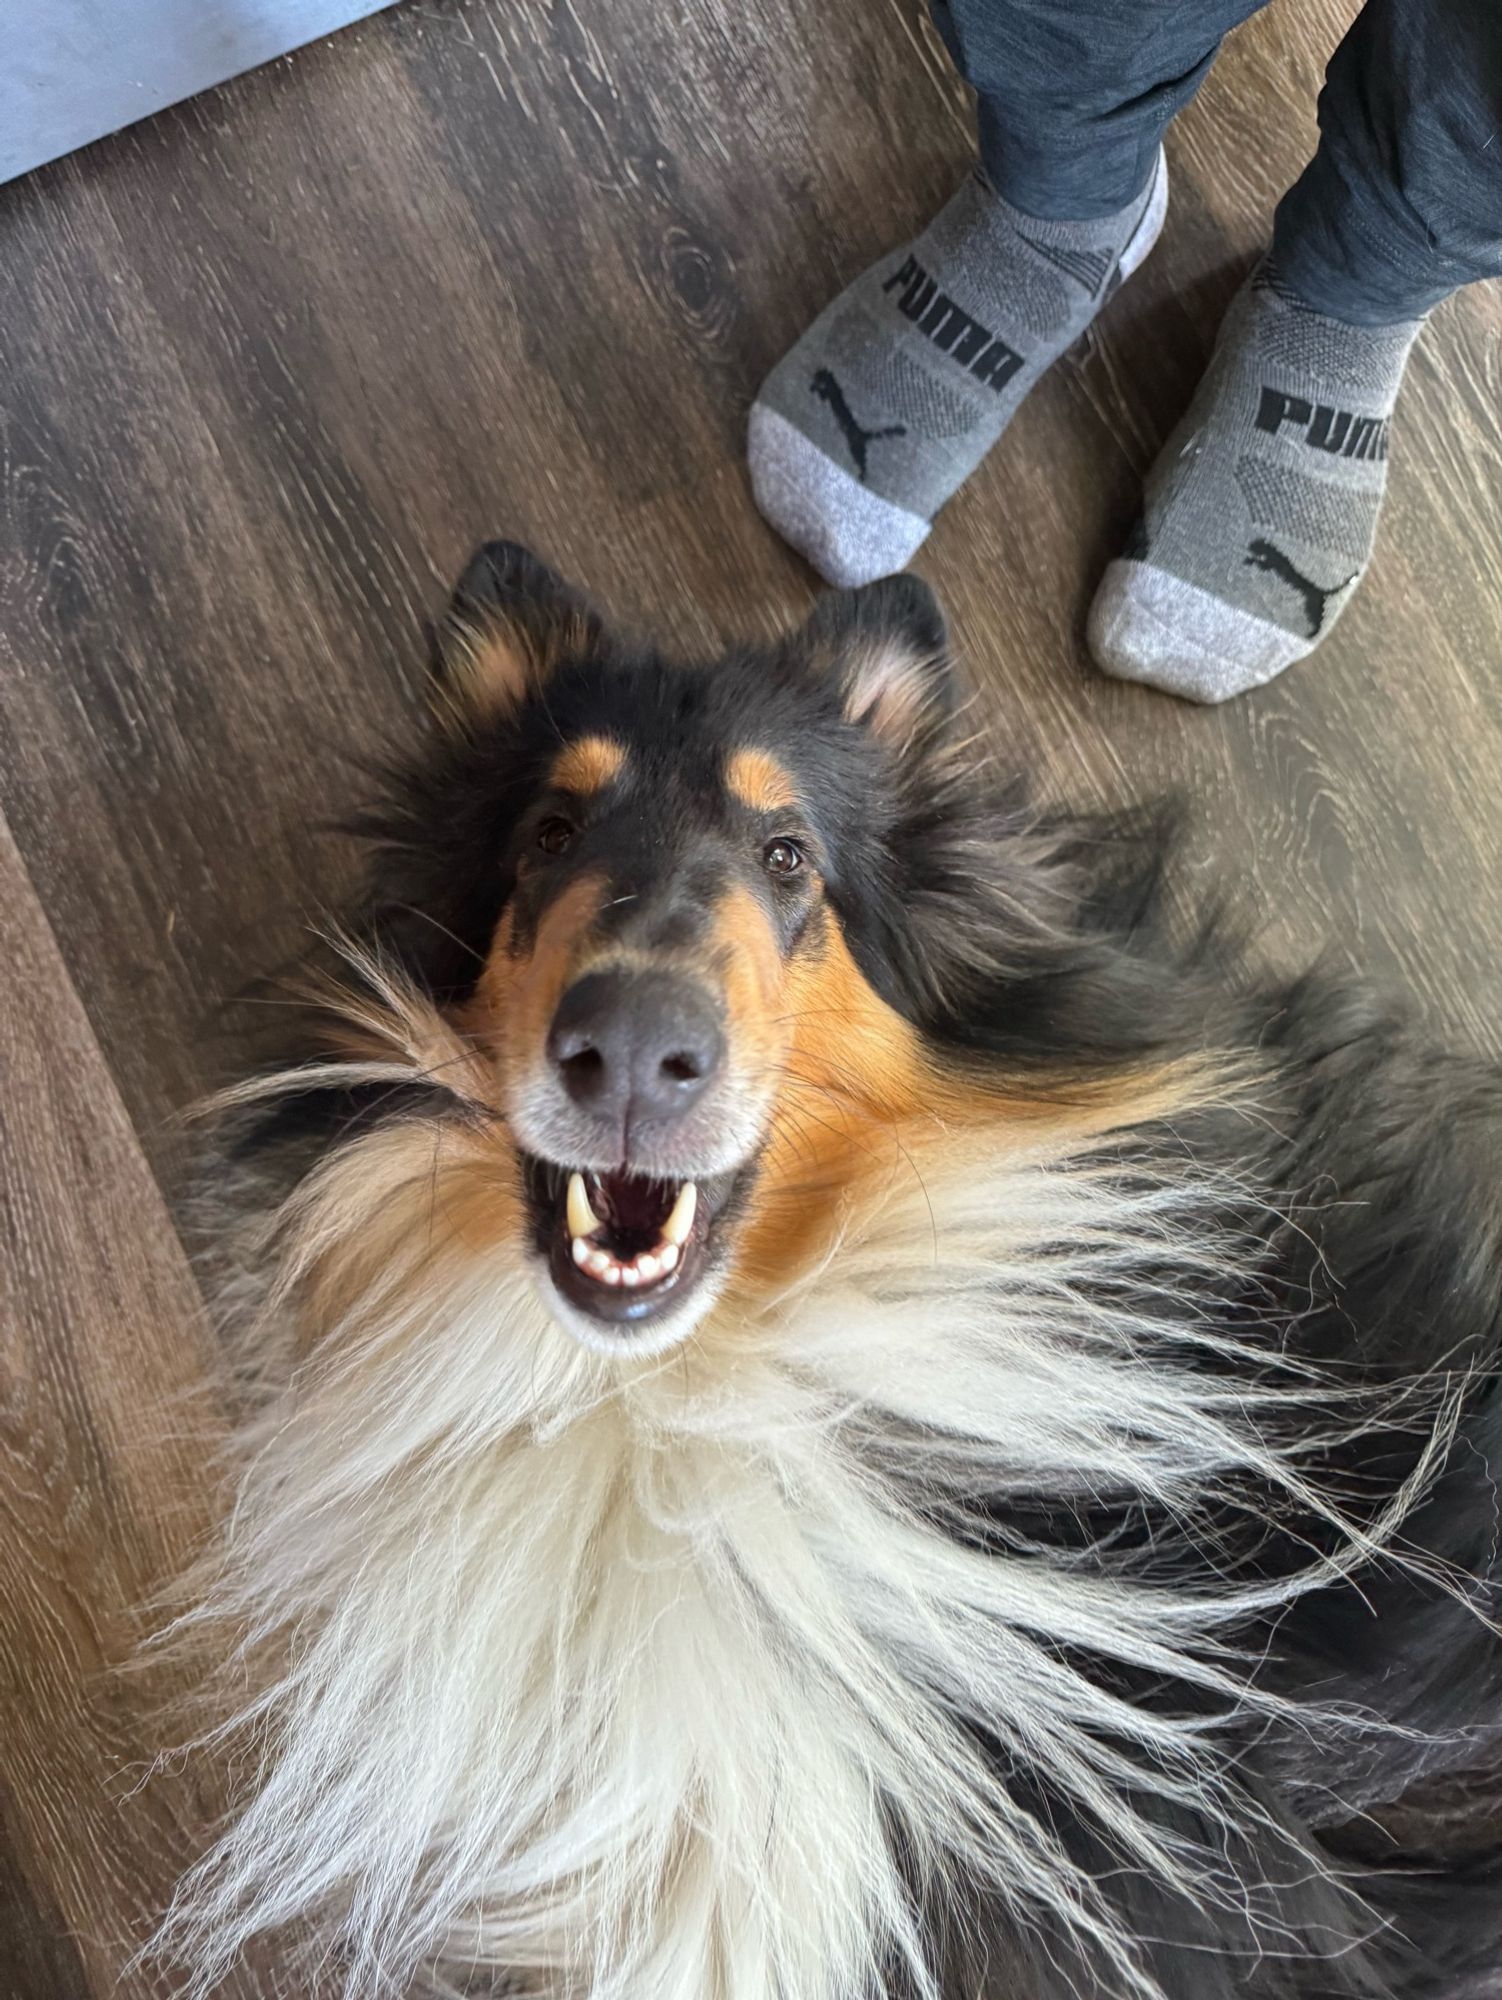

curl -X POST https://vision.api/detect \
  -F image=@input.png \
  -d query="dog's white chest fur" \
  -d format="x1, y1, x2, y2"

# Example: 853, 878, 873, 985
168, 1131, 1319, 2000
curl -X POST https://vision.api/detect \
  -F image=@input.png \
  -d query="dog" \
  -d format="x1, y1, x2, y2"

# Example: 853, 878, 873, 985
163, 544, 1502, 2000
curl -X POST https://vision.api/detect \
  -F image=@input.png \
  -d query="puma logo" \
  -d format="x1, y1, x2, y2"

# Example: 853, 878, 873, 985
810, 369, 906, 482
1245, 537, 1357, 638
1255, 386, 1389, 461
879, 255, 1025, 391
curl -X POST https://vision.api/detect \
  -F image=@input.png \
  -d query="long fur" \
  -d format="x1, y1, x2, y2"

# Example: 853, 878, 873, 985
161, 974, 1466, 2000
155, 554, 1502, 2000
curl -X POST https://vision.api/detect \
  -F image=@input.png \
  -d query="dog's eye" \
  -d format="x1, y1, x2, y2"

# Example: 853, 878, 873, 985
536, 816, 577, 857
763, 838, 804, 877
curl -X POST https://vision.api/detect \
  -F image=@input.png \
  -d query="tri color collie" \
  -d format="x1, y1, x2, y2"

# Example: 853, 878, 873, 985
165, 545, 1502, 2000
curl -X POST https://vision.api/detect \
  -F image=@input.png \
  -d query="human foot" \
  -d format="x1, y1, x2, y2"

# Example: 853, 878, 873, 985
749, 151, 1168, 586
1088, 261, 1423, 702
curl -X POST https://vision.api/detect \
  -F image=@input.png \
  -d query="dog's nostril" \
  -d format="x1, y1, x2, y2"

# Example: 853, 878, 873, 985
561, 1046, 605, 1091
660, 1051, 702, 1085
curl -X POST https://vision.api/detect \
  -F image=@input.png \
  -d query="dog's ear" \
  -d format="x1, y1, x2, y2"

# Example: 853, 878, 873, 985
431, 541, 604, 724
796, 575, 954, 755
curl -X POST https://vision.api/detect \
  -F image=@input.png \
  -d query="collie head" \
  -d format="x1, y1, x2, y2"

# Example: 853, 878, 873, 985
167, 548, 1414, 2000
259, 539, 1189, 1363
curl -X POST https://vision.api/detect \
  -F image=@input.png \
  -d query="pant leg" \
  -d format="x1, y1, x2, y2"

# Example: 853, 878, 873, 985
930, 0, 1268, 220
1273, 0, 1502, 325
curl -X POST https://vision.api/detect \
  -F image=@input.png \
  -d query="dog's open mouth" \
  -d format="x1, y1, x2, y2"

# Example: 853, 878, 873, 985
523, 1157, 737, 1329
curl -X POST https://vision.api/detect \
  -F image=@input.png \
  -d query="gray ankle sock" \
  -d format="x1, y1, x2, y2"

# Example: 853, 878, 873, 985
1088, 262, 1423, 703
749, 153, 1168, 587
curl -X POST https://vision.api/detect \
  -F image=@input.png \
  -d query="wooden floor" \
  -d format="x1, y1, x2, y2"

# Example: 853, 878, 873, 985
0, 0, 1498, 1989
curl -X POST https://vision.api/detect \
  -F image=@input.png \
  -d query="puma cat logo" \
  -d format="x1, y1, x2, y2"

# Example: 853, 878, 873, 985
810, 369, 907, 482
1245, 537, 1358, 637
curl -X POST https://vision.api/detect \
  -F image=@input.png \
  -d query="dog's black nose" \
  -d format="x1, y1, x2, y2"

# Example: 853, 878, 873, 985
547, 970, 724, 1129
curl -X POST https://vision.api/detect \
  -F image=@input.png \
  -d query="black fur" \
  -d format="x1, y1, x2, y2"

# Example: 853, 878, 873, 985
230, 546, 1502, 1997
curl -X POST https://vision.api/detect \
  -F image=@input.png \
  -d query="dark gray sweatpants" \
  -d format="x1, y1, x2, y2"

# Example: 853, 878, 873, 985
928, 0, 1502, 325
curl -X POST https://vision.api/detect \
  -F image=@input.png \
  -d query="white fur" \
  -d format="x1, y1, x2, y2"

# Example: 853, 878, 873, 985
160, 1100, 1446, 2000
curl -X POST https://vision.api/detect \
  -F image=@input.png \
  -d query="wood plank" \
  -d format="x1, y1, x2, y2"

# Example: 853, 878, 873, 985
0, 817, 290, 1997
0, 1820, 92, 2000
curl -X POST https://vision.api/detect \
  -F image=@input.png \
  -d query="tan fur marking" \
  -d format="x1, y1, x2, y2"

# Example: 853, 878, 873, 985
434, 609, 597, 730
737, 910, 1217, 1294
735, 911, 928, 1287
710, 883, 793, 1093
800, 622, 944, 754
727, 748, 799, 816
470, 873, 609, 1089
550, 735, 627, 796
840, 640, 936, 752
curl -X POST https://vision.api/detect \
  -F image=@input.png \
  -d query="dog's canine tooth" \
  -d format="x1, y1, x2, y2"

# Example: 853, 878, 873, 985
567, 1171, 600, 1241
661, 1181, 697, 1247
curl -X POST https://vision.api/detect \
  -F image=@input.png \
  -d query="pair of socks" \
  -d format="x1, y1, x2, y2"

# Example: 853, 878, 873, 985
749, 155, 1421, 702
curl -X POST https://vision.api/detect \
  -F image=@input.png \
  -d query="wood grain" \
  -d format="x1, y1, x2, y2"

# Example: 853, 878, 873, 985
0, 0, 1497, 1988
0, 818, 302, 1995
